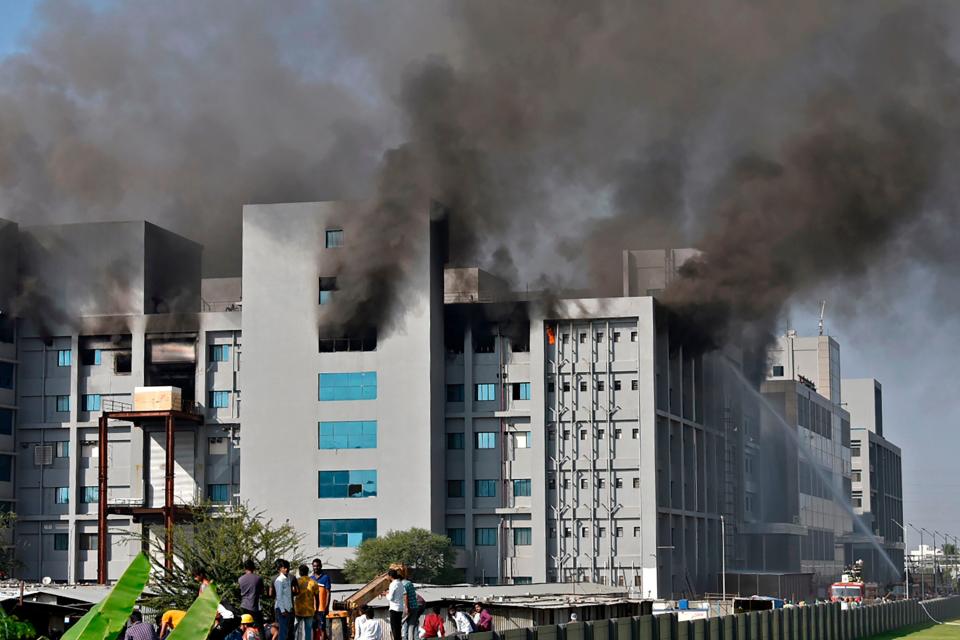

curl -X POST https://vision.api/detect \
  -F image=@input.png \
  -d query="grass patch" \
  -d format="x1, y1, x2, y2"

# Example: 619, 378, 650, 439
868, 621, 960, 640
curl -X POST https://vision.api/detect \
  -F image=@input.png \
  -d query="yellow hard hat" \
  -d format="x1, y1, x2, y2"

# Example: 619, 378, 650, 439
241, 614, 255, 625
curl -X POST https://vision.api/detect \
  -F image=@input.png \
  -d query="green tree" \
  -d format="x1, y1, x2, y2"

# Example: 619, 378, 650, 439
342, 528, 458, 584
0, 510, 21, 579
143, 502, 304, 615
944, 543, 957, 556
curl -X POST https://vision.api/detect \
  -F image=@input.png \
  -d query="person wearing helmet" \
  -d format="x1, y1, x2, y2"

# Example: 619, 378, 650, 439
241, 614, 262, 640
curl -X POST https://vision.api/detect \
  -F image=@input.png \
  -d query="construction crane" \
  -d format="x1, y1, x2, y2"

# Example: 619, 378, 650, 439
327, 564, 408, 640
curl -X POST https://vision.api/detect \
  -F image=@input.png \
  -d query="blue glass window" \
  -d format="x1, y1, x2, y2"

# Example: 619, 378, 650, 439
209, 391, 230, 408
208, 484, 230, 503
513, 577, 533, 585
54, 533, 68, 551
0, 363, 13, 390
446, 433, 464, 450
81, 486, 99, 503
519, 382, 531, 400
474, 383, 496, 402
0, 408, 12, 435
475, 528, 497, 546
81, 350, 102, 366
0, 455, 11, 482
447, 480, 464, 498
209, 345, 230, 362
82, 395, 101, 411
319, 278, 337, 305
319, 470, 377, 498
325, 229, 344, 248
513, 479, 532, 497
475, 432, 496, 449
56, 396, 70, 413
319, 421, 377, 449
513, 528, 533, 545
475, 479, 497, 497
446, 384, 464, 402
319, 372, 377, 401
57, 350, 72, 367
55, 487, 69, 504
447, 528, 465, 547
318, 518, 376, 547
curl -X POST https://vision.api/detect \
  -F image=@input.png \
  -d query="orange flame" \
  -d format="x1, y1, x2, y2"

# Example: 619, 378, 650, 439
546, 326, 556, 345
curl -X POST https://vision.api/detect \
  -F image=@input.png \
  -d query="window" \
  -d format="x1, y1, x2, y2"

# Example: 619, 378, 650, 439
325, 229, 344, 248
114, 351, 132, 374
207, 484, 230, 503
745, 456, 754, 477
613, 332, 621, 342
319, 277, 338, 304
55, 442, 69, 458
54, 533, 68, 551
745, 493, 755, 514
0, 455, 11, 482
633, 478, 640, 488
513, 479, 532, 497
615, 477, 623, 488
80, 349, 102, 366
445, 433, 464, 450
512, 382, 531, 401
56, 396, 70, 413
209, 345, 230, 362
475, 528, 497, 546
579, 478, 588, 489
446, 384, 465, 402
318, 518, 376, 547
513, 432, 531, 448
318, 332, 377, 353
598, 527, 606, 538
513, 528, 532, 545
579, 430, 586, 441
0, 317, 12, 343
562, 382, 570, 392
81, 486, 99, 503
474, 480, 497, 497
632, 428, 639, 439
475, 432, 496, 449
630, 331, 638, 342
319, 372, 377, 401
514, 577, 533, 585
597, 380, 605, 392
614, 380, 622, 391
0, 409, 11, 435
579, 333, 587, 344
57, 350, 72, 367
511, 338, 529, 353
598, 479, 606, 488
318, 470, 377, 498
319, 421, 377, 449
81, 395, 101, 412
632, 380, 640, 391
79, 534, 98, 551
615, 428, 622, 439
633, 527, 641, 537
473, 335, 496, 353
447, 528, 465, 546
54, 487, 69, 504
772, 365, 784, 377
595, 332, 604, 342
851, 445, 861, 457
852, 470, 861, 482
209, 391, 230, 409
0, 363, 13, 389
579, 380, 587, 392
616, 527, 624, 537
447, 481, 464, 498
474, 383, 496, 402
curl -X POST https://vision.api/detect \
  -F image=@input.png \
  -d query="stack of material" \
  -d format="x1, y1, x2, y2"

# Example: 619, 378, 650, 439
133, 386, 182, 411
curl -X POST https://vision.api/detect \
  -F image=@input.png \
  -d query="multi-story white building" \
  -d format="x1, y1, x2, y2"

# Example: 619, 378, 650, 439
842, 378, 904, 587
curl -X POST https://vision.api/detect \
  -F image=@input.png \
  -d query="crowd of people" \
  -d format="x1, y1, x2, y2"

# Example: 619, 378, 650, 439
121, 559, 495, 640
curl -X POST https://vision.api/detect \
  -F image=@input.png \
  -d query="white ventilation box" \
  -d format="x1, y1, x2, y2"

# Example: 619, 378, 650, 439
133, 386, 182, 411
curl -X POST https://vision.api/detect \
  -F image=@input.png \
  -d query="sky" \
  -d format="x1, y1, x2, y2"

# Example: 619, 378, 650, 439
0, 0, 955, 554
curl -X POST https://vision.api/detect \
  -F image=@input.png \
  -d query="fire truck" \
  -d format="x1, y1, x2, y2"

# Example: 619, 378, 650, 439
830, 560, 879, 604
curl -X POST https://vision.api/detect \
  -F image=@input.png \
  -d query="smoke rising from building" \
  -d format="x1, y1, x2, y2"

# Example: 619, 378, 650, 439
0, 1, 958, 358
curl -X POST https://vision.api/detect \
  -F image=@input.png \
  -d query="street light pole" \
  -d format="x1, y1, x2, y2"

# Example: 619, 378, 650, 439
923, 529, 937, 595
909, 523, 924, 599
721, 515, 727, 608
892, 519, 909, 599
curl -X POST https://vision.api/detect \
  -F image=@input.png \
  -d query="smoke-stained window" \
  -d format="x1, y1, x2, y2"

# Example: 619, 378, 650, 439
318, 277, 337, 304
0, 408, 11, 435
325, 229, 343, 248
80, 349, 102, 366
0, 362, 13, 389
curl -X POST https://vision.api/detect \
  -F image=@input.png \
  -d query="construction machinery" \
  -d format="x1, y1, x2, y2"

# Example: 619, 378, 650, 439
327, 564, 408, 640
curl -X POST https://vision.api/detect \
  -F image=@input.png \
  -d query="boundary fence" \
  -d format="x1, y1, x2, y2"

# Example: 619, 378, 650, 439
467, 597, 960, 640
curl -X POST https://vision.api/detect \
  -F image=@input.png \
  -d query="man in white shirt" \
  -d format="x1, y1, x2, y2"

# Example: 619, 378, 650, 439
386, 569, 405, 640
355, 605, 382, 640
272, 560, 294, 640
447, 606, 474, 638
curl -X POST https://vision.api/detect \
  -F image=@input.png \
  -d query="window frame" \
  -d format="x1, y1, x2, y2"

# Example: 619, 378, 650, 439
474, 383, 496, 402
325, 229, 344, 248
474, 479, 497, 497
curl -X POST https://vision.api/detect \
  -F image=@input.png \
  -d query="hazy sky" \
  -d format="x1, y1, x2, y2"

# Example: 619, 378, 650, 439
0, 0, 955, 553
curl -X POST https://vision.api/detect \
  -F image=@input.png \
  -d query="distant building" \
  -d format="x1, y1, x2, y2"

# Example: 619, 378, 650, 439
842, 378, 904, 588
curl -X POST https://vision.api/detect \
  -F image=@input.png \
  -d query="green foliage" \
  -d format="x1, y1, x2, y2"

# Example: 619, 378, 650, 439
167, 584, 220, 640
0, 609, 36, 640
943, 543, 957, 556
0, 510, 22, 579
342, 528, 457, 584
143, 502, 304, 615
62, 552, 151, 640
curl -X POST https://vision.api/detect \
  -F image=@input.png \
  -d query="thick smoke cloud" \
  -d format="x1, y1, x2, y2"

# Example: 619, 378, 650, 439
1, 1, 959, 357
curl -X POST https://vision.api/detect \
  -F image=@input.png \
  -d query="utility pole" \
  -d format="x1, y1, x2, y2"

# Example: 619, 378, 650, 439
909, 523, 924, 599
924, 529, 937, 595
892, 519, 909, 599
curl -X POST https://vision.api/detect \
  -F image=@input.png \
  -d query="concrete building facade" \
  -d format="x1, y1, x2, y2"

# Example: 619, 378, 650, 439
842, 378, 904, 587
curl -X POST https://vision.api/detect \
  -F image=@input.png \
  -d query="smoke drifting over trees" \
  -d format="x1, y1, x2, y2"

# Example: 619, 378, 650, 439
1, 1, 959, 361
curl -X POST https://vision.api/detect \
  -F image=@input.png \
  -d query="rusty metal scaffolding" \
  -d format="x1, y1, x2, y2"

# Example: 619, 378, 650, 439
96, 408, 204, 584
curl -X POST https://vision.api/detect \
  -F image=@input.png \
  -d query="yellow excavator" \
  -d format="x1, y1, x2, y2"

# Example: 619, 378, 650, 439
327, 564, 408, 640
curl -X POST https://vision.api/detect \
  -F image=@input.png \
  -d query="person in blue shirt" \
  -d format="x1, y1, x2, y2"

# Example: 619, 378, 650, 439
309, 558, 332, 640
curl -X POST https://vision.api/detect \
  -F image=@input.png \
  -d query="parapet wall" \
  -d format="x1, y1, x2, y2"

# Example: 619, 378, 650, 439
469, 597, 960, 640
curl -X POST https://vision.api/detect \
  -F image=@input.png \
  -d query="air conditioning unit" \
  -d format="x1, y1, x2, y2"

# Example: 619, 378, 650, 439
34, 445, 53, 466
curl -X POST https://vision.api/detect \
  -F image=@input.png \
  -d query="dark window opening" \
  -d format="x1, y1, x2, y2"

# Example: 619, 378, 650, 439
0, 316, 13, 343
318, 331, 377, 353
511, 338, 529, 353
473, 334, 496, 353
445, 330, 464, 354
114, 351, 132, 374
319, 277, 338, 304
772, 365, 784, 376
